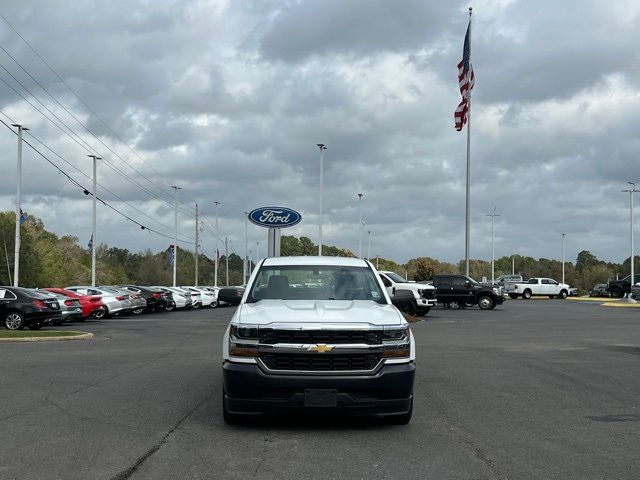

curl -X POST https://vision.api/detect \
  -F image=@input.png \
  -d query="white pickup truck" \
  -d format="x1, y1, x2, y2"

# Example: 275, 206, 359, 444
222, 256, 415, 424
504, 277, 570, 299
378, 271, 437, 316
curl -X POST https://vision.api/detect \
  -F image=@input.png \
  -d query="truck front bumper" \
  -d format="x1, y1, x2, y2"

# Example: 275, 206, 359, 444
417, 298, 437, 308
223, 361, 415, 418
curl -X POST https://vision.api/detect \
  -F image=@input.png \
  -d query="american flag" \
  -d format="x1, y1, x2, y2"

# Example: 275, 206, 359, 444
454, 19, 474, 131
88, 234, 93, 253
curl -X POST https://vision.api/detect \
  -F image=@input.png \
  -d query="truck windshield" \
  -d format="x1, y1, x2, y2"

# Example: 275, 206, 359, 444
247, 265, 386, 303
385, 272, 406, 283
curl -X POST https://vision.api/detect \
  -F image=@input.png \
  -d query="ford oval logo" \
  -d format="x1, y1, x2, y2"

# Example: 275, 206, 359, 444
248, 207, 302, 228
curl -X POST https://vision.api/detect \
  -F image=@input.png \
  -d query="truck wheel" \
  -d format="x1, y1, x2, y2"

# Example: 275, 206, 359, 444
522, 290, 532, 299
609, 287, 623, 298
399, 300, 417, 316
388, 398, 413, 425
416, 307, 430, 316
478, 295, 495, 310
548, 295, 556, 299
508, 293, 518, 300
558, 290, 568, 299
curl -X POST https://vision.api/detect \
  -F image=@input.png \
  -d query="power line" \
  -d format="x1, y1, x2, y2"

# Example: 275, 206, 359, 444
0, 117, 196, 245
0, 14, 197, 214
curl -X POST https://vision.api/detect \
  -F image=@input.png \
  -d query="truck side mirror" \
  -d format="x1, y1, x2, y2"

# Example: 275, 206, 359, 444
465, 281, 472, 287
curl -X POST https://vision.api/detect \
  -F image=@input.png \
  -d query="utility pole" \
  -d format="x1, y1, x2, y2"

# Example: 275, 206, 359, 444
561, 233, 565, 285
194, 203, 199, 286
171, 186, 181, 287
243, 212, 249, 284
12, 124, 27, 287
317, 144, 326, 256
367, 230, 371, 261
87, 154, 101, 286
622, 182, 639, 303
214, 201, 220, 287
486, 207, 500, 283
225, 236, 229, 287
357, 193, 364, 258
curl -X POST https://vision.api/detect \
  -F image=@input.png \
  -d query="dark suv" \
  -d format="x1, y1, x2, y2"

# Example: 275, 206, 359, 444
606, 274, 640, 298
431, 275, 504, 310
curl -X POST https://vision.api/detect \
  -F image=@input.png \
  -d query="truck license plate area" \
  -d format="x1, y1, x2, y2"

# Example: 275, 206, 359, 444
305, 389, 337, 407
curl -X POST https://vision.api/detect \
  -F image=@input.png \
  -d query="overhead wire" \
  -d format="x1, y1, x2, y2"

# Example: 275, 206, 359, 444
0, 14, 197, 214
0, 117, 196, 245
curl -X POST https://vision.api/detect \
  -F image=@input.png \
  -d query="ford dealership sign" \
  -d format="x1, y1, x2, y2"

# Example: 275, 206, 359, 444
248, 207, 302, 228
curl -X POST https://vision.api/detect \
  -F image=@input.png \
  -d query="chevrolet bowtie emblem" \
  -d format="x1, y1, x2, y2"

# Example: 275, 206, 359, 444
308, 344, 333, 353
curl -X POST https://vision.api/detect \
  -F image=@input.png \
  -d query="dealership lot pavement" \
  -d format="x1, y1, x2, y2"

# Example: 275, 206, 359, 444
1, 301, 639, 480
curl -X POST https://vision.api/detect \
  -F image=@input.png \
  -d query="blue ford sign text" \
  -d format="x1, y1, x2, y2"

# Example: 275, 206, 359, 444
248, 207, 302, 228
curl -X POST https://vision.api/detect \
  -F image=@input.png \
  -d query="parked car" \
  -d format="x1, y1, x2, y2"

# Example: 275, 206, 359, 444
494, 274, 524, 286
431, 275, 504, 309
188, 286, 217, 308
41, 287, 105, 319
218, 286, 245, 306
378, 271, 437, 316
0, 286, 61, 330
160, 287, 193, 309
36, 290, 82, 324
182, 286, 216, 307
606, 274, 640, 298
65, 286, 132, 317
222, 256, 414, 424
103, 287, 146, 314
589, 284, 611, 297
119, 285, 167, 312
504, 277, 570, 299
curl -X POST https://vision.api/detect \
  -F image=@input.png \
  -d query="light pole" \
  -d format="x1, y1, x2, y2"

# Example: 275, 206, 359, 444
561, 233, 565, 285
317, 144, 326, 256
195, 203, 199, 286
367, 230, 371, 261
88, 154, 101, 287
256, 241, 259, 266
622, 182, 639, 302
171, 186, 181, 287
512, 256, 515, 275
486, 207, 500, 283
243, 211, 249, 284
357, 193, 364, 258
376, 255, 379, 269
248, 250, 252, 276
12, 124, 27, 287
214, 201, 220, 287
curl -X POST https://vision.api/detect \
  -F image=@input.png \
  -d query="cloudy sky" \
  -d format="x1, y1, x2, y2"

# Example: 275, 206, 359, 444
0, 0, 639, 265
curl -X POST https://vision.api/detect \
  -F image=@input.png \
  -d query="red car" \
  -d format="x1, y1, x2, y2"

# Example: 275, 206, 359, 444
41, 288, 105, 320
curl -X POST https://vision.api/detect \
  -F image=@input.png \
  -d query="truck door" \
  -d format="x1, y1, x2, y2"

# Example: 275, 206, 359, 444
434, 276, 451, 303
451, 277, 474, 303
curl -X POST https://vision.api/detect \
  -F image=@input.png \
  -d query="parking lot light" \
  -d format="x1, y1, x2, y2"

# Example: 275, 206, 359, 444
622, 182, 639, 303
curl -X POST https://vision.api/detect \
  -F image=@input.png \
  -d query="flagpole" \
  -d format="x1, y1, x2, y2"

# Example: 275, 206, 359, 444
464, 6, 472, 276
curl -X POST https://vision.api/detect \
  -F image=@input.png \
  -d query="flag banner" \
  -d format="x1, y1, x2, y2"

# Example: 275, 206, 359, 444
88, 234, 94, 253
167, 245, 174, 266
454, 18, 474, 131
19, 210, 27, 225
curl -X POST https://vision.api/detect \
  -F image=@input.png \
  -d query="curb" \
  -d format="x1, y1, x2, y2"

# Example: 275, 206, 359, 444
566, 297, 618, 303
0, 332, 94, 343
600, 302, 640, 309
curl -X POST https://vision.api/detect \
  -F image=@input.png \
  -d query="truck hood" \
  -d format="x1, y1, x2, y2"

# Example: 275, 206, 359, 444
394, 282, 434, 291
236, 300, 403, 327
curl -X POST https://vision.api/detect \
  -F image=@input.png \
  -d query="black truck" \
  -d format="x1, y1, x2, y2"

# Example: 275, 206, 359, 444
606, 274, 640, 298
431, 275, 504, 310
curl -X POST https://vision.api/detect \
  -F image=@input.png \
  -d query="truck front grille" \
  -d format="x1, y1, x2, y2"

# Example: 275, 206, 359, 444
259, 330, 382, 345
260, 352, 382, 371
420, 289, 436, 299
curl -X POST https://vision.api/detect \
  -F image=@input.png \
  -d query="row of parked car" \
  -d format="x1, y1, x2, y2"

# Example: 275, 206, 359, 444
0, 284, 245, 330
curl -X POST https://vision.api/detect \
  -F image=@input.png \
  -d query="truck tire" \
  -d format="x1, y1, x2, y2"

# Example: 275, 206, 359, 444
609, 286, 623, 298
416, 307, 430, 316
399, 299, 417, 316
548, 295, 555, 299
558, 290, 568, 299
508, 293, 518, 300
522, 289, 532, 299
477, 295, 495, 310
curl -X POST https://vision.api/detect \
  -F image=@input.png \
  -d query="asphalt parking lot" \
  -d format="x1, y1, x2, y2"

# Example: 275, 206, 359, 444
1, 301, 639, 480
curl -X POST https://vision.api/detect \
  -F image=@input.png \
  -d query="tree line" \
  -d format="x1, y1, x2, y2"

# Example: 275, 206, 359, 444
0, 211, 633, 291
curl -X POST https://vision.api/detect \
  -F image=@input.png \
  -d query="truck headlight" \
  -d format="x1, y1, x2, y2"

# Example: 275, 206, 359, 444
229, 324, 259, 357
382, 326, 410, 358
